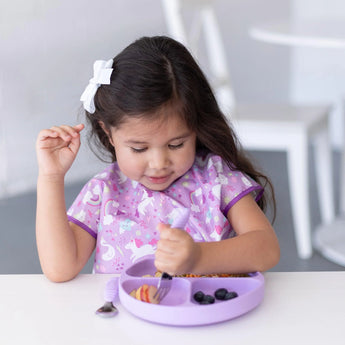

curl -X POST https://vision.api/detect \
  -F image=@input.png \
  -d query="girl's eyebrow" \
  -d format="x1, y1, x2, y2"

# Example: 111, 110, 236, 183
124, 139, 147, 145
124, 133, 191, 145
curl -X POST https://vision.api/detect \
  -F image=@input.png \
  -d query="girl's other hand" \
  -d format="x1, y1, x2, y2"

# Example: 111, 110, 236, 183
155, 223, 201, 275
36, 124, 84, 178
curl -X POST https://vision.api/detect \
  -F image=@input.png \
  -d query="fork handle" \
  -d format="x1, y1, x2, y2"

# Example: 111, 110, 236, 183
159, 209, 189, 282
171, 208, 190, 229
104, 277, 119, 302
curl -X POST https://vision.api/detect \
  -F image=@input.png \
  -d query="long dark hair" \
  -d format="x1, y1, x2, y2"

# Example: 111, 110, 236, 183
85, 36, 276, 220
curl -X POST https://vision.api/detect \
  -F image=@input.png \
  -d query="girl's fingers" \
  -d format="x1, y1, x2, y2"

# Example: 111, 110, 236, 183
157, 222, 170, 233
39, 124, 84, 142
67, 134, 82, 155
38, 128, 59, 141
73, 123, 85, 132
50, 126, 73, 141
157, 223, 185, 242
60, 124, 84, 136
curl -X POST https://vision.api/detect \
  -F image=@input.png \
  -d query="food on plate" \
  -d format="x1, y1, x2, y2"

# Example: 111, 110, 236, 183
131, 284, 160, 304
193, 290, 205, 303
200, 295, 215, 304
214, 288, 238, 300
193, 288, 238, 304
178, 273, 249, 278
144, 271, 250, 278
129, 289, 136, 298
223, 291, 238, 300
214, 288, 228, 300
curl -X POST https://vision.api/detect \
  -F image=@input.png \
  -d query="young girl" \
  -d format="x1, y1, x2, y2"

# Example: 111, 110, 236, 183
36, 36, 279, 282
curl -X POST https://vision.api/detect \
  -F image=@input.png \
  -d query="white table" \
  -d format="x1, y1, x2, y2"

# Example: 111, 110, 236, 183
0, 272, 344, 345
250, 19, 345, 266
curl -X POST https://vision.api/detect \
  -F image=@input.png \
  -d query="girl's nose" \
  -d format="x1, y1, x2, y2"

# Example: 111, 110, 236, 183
149, 150, 169, 170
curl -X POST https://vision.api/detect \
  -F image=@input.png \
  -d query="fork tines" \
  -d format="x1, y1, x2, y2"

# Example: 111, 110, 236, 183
154, 272, 173, 303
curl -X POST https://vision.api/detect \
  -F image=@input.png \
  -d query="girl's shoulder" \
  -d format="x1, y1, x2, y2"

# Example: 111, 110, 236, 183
80, 162, 124, 196
193, 152, 261, 189
194, 152, 236, 174
91, 162, 121, 183
192, 152, 263, 209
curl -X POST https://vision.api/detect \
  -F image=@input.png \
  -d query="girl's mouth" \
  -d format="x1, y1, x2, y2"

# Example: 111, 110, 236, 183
147, 175, 171, 184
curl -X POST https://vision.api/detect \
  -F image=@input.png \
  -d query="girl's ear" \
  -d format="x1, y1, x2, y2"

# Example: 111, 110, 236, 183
99, 121, 114, 147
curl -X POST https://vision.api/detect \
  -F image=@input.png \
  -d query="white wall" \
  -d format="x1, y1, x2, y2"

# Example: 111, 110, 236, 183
290, 0, 345, 148
0, 0, 290, 198
0, 0, 166, 197
217, 0, 291, 104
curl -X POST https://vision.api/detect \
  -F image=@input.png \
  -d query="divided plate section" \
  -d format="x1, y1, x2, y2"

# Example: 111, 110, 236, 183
190, 275, 261, 305
121, 277, 191, 306
119, 257, 265, 326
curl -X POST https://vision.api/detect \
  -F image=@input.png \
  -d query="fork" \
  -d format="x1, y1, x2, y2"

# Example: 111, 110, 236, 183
153, 271, 173, 303
154, 208, 190, 303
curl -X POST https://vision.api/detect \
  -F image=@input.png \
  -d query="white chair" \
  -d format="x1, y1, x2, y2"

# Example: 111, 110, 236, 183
341, 137, 345, 214
313, 110, 345, 266
0, 102, 7, 197
161, 0, 335, 259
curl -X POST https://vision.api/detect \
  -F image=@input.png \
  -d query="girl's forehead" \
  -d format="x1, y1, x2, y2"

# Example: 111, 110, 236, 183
115, 112, 188, 136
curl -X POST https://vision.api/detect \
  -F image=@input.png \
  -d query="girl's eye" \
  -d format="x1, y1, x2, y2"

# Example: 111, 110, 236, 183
169, 142, 184, 150
131, 147, 147, 153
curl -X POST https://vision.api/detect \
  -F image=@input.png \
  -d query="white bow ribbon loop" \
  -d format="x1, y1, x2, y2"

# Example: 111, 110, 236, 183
80, 59, 113, 113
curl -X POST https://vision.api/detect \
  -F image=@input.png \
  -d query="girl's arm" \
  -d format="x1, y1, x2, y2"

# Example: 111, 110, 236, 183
195, 194, 280, 274
36, 124, 96, 282
155, 194, 280, 275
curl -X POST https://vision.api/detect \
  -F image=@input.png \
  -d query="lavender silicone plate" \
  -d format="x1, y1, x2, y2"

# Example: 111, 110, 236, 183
119, 257, 264, 326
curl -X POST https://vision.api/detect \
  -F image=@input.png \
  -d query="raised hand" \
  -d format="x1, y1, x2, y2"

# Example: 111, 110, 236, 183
36, 124, 84, 177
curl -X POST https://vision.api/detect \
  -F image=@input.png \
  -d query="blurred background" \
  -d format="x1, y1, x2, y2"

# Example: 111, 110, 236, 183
1, 0, 344, 274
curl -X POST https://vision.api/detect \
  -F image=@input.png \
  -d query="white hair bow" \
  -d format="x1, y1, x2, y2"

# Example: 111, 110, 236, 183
80, 59, 113, 113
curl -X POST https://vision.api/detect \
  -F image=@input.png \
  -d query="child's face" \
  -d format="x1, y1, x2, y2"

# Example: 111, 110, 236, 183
107, 113, 196, 191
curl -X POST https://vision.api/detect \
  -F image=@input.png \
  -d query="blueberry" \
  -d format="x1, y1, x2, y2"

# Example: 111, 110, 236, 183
214, 288, 228, 300
200, 294, 215, 304
193, 290, 205, 302
224, 291, 238, 300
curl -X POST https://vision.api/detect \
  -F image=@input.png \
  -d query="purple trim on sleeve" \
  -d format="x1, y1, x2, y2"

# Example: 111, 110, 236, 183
67, 215, 97, 239
223, 185, 263, 216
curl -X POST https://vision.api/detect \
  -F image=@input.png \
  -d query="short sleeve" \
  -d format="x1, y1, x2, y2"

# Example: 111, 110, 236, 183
67, 178, 104, 239
202, 155, 263, 216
